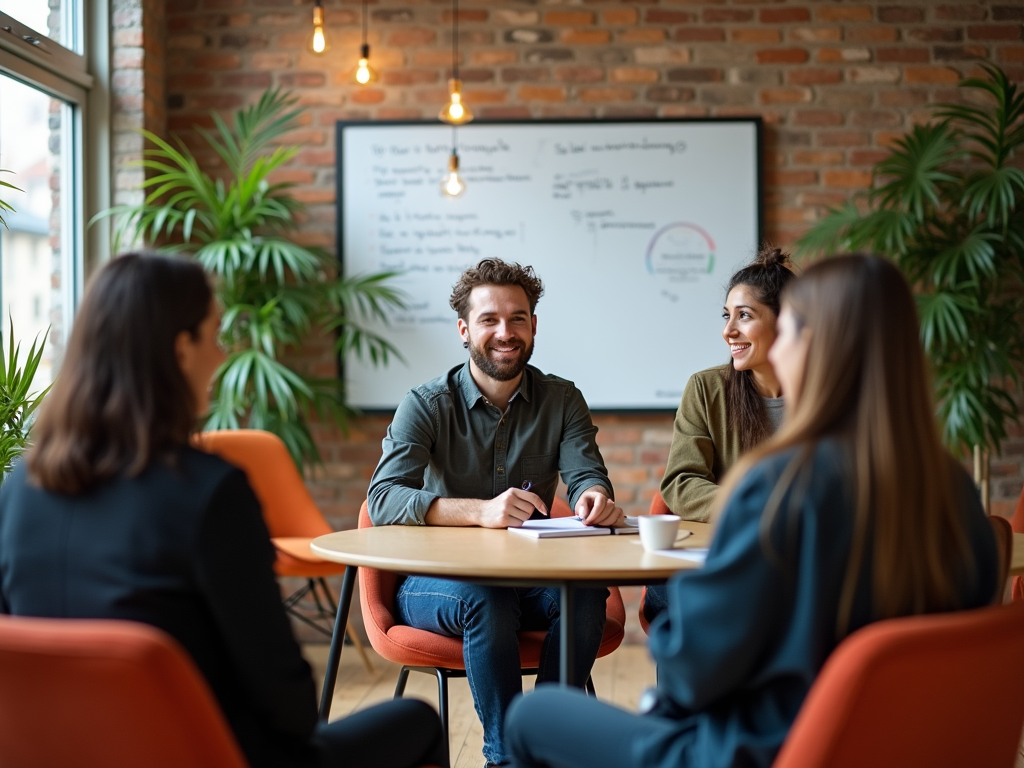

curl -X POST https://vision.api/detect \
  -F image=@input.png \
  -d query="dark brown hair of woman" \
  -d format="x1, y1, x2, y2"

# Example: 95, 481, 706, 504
725, 245, 796, 451
449, 258, 545, 320
720, 254, 973, 637
28, 253, 214, 495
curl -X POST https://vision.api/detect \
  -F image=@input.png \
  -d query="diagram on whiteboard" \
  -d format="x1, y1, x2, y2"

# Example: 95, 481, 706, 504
646, 223, 716, 283
339, 120, 761, 410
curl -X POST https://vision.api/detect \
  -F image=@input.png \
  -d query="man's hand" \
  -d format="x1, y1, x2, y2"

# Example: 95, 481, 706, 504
478, 487, 548, 529
575, 488, 624, 527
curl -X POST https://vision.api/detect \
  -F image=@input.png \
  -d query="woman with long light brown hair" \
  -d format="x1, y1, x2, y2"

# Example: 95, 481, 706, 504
505, 254, 998, 768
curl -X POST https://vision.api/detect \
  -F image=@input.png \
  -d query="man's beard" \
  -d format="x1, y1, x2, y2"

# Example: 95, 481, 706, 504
468, 338, 534, 381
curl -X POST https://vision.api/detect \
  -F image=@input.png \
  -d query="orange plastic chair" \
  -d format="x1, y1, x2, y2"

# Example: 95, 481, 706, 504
0, 615, 249, 768
638, 491, 672, 635
1011, 488, 1024, 602
357, 498, 626, 742
773, 602, 1024, 768
197, 429, 371, 670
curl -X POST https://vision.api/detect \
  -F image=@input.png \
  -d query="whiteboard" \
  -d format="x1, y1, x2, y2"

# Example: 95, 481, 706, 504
338, 119, 762, 410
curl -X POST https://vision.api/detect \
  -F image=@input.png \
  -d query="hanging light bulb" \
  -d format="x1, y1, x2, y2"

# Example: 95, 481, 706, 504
354, 44, 377, 84
310, 0, 327, 54
439, 79, 473, 124
352, 0, 378, 84
441, 150, 466, 198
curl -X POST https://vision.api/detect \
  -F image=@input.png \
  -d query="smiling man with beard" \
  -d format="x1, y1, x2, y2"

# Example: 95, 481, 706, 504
367, 258, 620, 768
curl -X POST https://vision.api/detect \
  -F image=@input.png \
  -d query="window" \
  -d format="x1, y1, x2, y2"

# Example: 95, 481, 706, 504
0, 2, 93, 387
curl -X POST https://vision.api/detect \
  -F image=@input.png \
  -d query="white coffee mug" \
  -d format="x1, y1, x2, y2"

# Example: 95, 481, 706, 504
638, 514, 682, 552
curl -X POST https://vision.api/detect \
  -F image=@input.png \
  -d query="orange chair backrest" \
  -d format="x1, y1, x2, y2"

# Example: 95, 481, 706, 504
197, 429, 331, 539
0, 616, 249, 768
773, 602, 1024, 768
358, 501, 401, 639
649, 492, 672, 516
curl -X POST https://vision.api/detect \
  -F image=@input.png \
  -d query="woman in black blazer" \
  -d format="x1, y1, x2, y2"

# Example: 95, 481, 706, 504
0, 253, 447, 768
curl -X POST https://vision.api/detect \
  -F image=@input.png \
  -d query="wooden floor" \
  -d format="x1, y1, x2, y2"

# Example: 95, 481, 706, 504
304, 643, 657, 768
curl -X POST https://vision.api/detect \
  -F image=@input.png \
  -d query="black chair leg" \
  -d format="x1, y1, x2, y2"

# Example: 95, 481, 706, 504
585, 675, 596, 696
435, 669, 451, 767
394, 667, 410, 698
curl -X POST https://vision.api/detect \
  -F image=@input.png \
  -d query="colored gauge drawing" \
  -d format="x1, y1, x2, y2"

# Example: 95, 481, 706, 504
645, 222, 716, 282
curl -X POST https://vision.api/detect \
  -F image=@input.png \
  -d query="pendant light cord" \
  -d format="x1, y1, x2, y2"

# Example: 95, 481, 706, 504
452, 0, 459, 81
362, 0, 368, 47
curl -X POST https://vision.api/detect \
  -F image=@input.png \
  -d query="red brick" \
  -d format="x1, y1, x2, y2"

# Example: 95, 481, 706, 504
382, 70, 440, 86
999, 46, 1024, 62
759, 87, 810, 104
851, 150, 890, 166
416, 50, 456, 67
877, 47, 931, 63
704, 9, 754, 23
760, 8, 811, 23
817, 47, 872, 63
279, 72, 326, 88
544, 10, 594, 25
788, 27, 843, 42
579, 87, 635, 102
168, 72, 214, 89
935, 5, 987, 21
350, 89, 386, 105
793, 110, 844, 126
219, 72, 271, 89
851, 110, 901, 128
767, 208, 816, 224
610, 67, 660, 83
470, 50, 517, 66
767, 170, 819, 186
786, 68, 842, 85
619, 29, 666, 43
387, 29, 436, 46
968, 25, 1022, 41
731, 29, 782, 44
554, 66, 605, 83
441, 9, 487, 23
188, 93, 244, 110
817, 6, 873, 22
793, 150, 845, 166
824, 170, 873, 188
904, 66, 961, 83
879, 88, 928, 106
462, 89, 509, 105
935, 45, 990, 60
604, 8, 639, 25
251, 52, 291, 69
560, 29, 611, 45
756, 48, 809, 64
517, 85, 567, 102
191, 54, 240, 69
666, 68, 723, 83
798, 191, 850, 207
818, 130, 870, 147
907, 27, 964, 43
675, 28, 726, 43
645, 10, 697, 24
846, 27, 899, 43
878, 6, 925, 23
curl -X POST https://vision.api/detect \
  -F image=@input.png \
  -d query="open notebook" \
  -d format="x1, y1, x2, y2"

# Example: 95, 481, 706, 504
508, 516, 640, 539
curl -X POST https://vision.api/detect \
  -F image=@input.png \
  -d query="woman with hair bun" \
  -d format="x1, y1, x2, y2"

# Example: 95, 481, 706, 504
505, 254, 997, 768
645, 246, 795, 622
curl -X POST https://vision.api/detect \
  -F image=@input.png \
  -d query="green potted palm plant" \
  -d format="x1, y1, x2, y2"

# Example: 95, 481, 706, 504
795, 64, 1024, 508
99, 90, 405, 466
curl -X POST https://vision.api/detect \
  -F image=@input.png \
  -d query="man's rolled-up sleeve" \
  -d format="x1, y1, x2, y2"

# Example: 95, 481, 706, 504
367, 392, 440, 526
559, 385, 614, 509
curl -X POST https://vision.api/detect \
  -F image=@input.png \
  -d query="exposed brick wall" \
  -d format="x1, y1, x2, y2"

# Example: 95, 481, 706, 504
120, 1, 1024, 538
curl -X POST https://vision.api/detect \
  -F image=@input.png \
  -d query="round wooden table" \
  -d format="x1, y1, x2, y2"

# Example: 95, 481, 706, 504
310, 522, 712, 719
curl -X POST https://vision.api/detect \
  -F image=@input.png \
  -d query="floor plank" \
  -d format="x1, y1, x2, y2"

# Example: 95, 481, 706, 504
303, 643, 655, 767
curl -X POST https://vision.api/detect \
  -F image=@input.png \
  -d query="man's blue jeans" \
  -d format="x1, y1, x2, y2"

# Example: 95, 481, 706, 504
396, 577, 609, 766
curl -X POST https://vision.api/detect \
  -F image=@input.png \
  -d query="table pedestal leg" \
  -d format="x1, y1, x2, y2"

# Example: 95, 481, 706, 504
559, 582, 576, 687
319, 565, 357, 720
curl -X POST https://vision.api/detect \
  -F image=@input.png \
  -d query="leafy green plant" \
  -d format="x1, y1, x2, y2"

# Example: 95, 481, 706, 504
0, 319, 49, 482
795, 64, 1024, 463
98, 90, 405, 465
0, 169, 22, 229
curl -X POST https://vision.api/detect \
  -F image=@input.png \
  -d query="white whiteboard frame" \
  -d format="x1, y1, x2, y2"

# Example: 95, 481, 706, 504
337, 118, 763, 412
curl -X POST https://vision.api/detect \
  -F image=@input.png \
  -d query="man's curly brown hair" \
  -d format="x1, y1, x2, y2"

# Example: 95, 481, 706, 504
449, 259, 545, 320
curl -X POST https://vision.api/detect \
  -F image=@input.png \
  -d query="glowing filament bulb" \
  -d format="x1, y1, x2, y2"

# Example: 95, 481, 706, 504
441, 151, 466, 198
353, 44, 377, 84
439, 79, 473, 125
310, 3, 327, 54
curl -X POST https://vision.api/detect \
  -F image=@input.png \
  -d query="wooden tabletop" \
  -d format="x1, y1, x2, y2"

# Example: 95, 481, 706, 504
311, 523, 713, 582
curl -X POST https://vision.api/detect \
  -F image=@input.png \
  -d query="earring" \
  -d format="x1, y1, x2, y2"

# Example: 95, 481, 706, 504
463, 341, 469, 349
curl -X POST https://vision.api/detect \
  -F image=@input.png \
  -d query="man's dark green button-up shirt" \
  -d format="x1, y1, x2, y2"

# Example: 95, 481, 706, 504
367, 363, 613, 526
